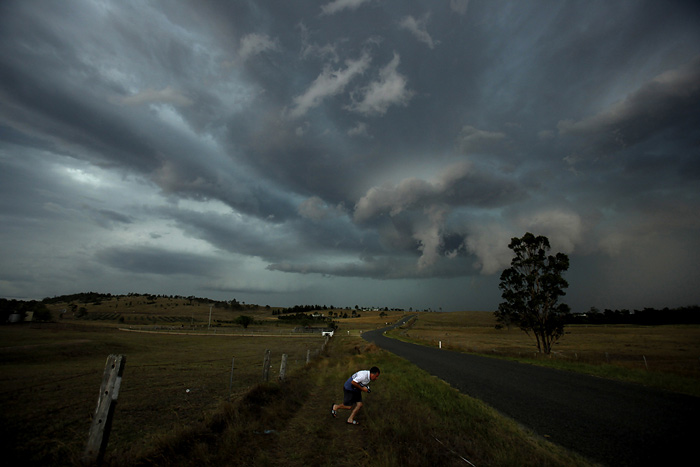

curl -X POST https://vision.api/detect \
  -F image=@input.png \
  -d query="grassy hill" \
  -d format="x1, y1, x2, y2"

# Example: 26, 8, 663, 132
40, 292, 409, 331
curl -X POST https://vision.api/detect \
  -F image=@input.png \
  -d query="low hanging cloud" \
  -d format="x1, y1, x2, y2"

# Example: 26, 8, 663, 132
352, 165, 460, 271
516, 208, 584, 254
354, 160, 520, 223
463, 208, 585, 275
354, 161, 521, 272
267, 255, 416, 279
354, 176, 440, 223
464, 223, 514, 275
413, 205, 449, 270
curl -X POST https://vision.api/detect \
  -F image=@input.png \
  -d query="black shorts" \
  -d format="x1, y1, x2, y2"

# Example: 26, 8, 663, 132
343, 388, 362, 406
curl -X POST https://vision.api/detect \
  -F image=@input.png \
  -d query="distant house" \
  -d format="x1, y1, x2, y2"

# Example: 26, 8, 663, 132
8, 312, 22, 323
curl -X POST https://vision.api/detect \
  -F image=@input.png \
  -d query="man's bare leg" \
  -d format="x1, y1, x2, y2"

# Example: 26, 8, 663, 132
347, 401, 362, 423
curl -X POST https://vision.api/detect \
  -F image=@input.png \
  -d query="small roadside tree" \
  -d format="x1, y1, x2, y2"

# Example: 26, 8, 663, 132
496, 232, 570, 354
234, 315, 254, 329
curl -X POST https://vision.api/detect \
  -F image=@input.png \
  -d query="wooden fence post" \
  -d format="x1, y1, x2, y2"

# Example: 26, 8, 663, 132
279, 354, 288, 381
262, 349, 271, 382
306, 349, 311, 364
228, 357, 235, 402
83, 354, 126, 465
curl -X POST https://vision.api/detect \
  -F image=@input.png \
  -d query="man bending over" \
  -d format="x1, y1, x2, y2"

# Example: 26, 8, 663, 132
331, 366, 380, 425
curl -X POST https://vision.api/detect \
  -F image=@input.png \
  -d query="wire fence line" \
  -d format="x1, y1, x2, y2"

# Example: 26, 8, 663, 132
1, 328, 331, 464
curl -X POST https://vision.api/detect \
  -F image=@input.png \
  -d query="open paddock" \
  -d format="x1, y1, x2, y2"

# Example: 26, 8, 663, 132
0, 322, 325, 465
396, 311, 700, 379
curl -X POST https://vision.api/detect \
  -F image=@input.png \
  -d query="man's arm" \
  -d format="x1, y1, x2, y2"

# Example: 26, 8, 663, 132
351, 380, 369, 392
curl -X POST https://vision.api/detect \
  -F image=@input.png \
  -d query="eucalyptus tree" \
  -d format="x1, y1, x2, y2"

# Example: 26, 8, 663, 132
496, 232, 571, 354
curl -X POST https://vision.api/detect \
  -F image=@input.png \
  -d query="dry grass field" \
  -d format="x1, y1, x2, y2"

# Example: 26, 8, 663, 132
2, 296, 696, 465
0, 322, 323, 465
0, 295, 408, 465
391, 311, 700, 394
1, 326, 319, 460
91, 335, 591, 467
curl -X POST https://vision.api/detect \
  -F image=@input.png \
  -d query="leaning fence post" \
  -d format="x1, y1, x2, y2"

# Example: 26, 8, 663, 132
83, 354, 126, 465
306, 349, 311, 364
279, 354, 288, 381
262, 349, 271, 382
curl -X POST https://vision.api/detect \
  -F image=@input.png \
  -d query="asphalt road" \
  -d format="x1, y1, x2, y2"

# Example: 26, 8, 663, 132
362, 318, 699, 466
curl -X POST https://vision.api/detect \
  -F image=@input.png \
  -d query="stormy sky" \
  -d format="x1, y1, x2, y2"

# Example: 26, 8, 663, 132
1, 0, 699, 312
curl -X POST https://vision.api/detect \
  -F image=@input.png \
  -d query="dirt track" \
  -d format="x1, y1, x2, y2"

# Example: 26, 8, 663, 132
363, 318, 699, 467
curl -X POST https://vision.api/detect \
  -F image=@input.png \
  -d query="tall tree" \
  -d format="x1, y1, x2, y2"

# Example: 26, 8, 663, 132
496, 232, 571, 354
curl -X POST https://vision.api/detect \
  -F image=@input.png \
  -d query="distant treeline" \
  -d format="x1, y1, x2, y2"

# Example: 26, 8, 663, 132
276, 312, 338, 329
567, 306, 700, 325
42, 291, 116, 304
272, 304, 334, 315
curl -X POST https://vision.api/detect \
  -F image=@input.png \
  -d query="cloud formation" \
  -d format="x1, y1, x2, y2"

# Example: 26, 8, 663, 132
558, 55, 700, 160
347, 53, 413, 115
1, 0, 699, 313
288, 53, 371, 118
239, 33, 280, 61
399, 14, 439, 49
321, 0, 374, 16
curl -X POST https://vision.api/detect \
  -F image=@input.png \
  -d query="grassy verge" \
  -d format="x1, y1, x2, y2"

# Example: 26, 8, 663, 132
343, 345, 595, 466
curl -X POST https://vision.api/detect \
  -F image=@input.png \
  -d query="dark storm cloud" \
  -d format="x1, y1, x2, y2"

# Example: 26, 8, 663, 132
558, 55, 700, 161
97, 246, 221, 276
1, 0, 699, 311
354, 161, 522, 223
0, 0, 296, 221
161, 202, 380, 264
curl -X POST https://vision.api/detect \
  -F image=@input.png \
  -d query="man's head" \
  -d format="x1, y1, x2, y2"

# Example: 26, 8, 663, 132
369, 366, 380, 381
